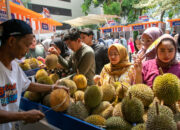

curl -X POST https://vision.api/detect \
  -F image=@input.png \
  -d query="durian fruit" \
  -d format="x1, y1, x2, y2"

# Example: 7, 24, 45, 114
146, 102, 177, 130
85, 115, 106, 126
73, 74, 87, 89
45, 54, 58, 70
115, 82, 130, 100
147, 103, 174, 120
105, 116, 132, 130
92, 101, 113, 119
37, 75, 54, 85
74, 90, 84, 102
42, 94, 50, 107
19, 62, 31, 71
67, 101, 89, 120
35, 69, 48, 80
127, 84, 154, 107
153, 73, 180, 105
121, 94, 144, 123
56, 79, 77, 96
24, 91, 41, 102
50, 89, 70, 112
101, 83, 116, 102
29, 58, 39, 69
84, 85, 103, 108
49, 73, 59, 83
131, 123, 146, 130
112, 102, 123, 117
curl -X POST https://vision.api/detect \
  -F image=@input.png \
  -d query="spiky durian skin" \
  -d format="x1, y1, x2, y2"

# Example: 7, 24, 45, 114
85, 115, 106, 126
105, 116, 132, 130
101, 83, 115, 102
127, 84, 154, 107
67, 101, 89, 120
84, 85, 103, 108
121, 96, 144, 123
147, 104, 174, 120
146, 114, 177, 130
131, 123, 146, 130
153, 73, 180, 105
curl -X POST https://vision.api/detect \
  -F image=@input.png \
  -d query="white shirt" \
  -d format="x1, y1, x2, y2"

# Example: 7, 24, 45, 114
0, 60, 31, 130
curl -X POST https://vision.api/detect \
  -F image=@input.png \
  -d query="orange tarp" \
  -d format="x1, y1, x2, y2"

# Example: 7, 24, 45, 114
167, 18, 180, 22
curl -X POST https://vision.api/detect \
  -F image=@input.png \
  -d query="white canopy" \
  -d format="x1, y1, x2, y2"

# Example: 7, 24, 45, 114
63, 14, 119, 27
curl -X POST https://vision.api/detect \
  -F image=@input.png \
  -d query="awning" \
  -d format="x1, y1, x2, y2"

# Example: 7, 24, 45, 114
63, 14, 119, 27
99, 25, 128, 33
0, 0, 62, 33
128, 21, 165, 31
167, 18, 180, 27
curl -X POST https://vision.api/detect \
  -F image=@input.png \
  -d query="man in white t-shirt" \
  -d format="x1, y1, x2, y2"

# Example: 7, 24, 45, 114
0, 19, 68, 130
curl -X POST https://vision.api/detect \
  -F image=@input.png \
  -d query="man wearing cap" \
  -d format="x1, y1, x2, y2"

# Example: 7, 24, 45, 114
80, 28, 109, 74
49, 28, 95, 85
0, 19, 68, 130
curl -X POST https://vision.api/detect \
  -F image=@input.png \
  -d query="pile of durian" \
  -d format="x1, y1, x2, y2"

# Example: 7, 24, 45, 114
19, 58, 43, 71
23, 63, 180, 130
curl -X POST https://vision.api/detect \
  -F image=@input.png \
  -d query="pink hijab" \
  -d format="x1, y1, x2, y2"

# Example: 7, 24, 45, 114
139, 27, 163, 61
142, 27, 163, 42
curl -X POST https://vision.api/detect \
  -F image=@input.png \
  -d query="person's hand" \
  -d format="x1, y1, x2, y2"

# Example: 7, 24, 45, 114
52, 84, 69, 93
39, 64, 46, 69
37, 56, 45, 64
56, 63, 63, 69
23, 109, 45, 124
48, 47, 59, 56
134, 55, 142, 73
93, 75, 101, 85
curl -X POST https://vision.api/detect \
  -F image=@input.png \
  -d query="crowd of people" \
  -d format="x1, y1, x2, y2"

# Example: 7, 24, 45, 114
0, 19, 180, 129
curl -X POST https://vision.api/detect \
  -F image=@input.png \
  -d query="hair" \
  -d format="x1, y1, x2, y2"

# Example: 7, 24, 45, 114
80, 28, 94, 36
157, 38, 177, 51
63, 28, 80, 41
134, 35, 141, 52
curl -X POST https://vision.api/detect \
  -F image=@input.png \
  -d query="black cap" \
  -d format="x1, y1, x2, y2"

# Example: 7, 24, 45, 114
0, 19, 32, 38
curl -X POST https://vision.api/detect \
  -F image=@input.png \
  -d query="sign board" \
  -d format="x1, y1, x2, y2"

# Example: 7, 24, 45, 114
117, 27, 121, 32
133, 25, 144, 30
172, 21, 180, 26
42, 23, 49, 30
139, 16, 149, 22
103, 29, 112, 33
0, 10, 7, 22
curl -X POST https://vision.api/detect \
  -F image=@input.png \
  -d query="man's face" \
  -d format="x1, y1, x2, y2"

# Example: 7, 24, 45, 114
29, 37, 36, 49
65, 39, 80, 52
80, 33, 92, 46
11, 34, 34, 59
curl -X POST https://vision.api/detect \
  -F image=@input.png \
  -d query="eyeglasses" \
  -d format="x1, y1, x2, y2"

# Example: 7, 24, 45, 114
109, 53, 119, 56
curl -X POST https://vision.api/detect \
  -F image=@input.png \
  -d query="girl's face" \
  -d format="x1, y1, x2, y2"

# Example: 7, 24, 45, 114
157, 40, 176, 63
108, 46, 120, 65
141, 34, 153, 49
135, 39, 142, 51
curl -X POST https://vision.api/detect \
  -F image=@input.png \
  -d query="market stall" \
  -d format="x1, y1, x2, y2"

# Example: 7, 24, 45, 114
0, 0, 62, 34
167, 18, 180, 34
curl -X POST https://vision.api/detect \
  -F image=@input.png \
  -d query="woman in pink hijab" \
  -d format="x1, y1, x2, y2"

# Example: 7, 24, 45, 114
134, 34, 180, 88
136, 27, 163, 61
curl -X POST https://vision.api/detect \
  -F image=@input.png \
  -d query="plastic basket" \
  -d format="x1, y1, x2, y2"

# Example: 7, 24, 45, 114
20, 97, 105, 130
24, 68, 40, 76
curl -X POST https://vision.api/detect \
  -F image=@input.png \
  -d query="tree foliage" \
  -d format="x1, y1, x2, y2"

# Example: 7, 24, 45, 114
81, 0, 141, 23
134, 0, 180, 20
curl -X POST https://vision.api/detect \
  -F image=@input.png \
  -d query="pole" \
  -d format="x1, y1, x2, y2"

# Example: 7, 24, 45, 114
5, 0, 11, 19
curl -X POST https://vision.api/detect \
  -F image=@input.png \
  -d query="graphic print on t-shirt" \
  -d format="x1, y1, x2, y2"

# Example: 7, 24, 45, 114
0, 83, 17, 106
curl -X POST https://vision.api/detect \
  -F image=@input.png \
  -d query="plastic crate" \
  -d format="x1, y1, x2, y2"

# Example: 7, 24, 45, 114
24, 68, 40, 77
20, 97, 105, 130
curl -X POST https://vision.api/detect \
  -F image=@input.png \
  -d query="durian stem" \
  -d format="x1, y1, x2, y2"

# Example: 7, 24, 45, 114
122, 84, 124, 98
77, 69, 79, 75
129, 93, 132, 99
155, 102, 159, 116
159, 67, 164, 75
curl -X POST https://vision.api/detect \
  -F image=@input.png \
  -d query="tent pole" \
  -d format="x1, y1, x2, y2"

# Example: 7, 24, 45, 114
5, 0, 11, 19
